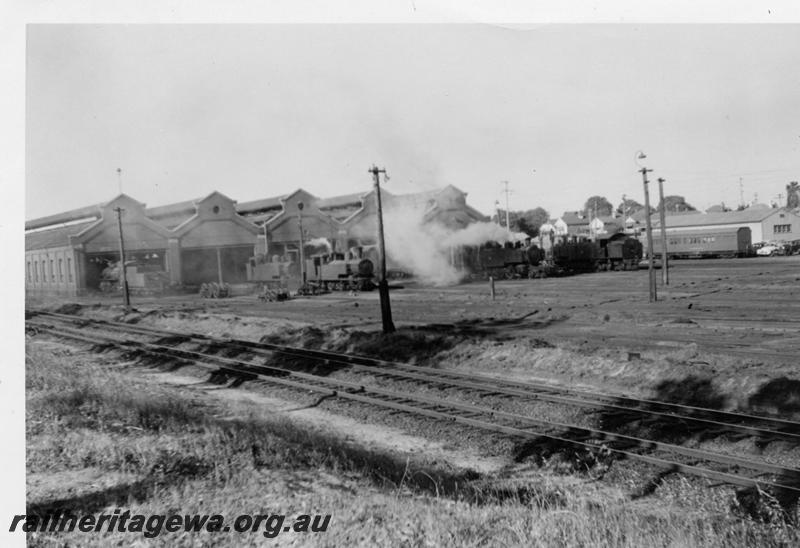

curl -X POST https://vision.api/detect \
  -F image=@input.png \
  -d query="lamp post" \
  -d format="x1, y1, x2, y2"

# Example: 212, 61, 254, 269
297, 202, 306, 285
657, 177, 669, 285
637, 151, 657, 302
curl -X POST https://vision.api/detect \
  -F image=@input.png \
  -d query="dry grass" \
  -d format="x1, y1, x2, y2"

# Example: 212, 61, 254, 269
24, 340, 800, 547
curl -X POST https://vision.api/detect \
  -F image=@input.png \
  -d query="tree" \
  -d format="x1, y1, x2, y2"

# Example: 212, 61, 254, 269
583, 196, 613, 218
616, 198, 644, 218
659, 195, 696, 213
495, 207, 550, 237
514, 207, 550, 237
706, 203, 732, 213
787, 182, 800, 209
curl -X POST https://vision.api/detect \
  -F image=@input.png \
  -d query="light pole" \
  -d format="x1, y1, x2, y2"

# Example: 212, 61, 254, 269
369, 165, 395, 334
657, 177, 669, 285
502, 181, 511, 230
297, 202, 306, 285
637, 151, 657, 302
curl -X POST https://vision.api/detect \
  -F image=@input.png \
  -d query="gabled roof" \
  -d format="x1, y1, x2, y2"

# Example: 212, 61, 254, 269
317, 192, 368, 209
25, 220, 97, 251
236, 195, 286, 215
652, 207, 787, 228
145, 198, 200, 219
560, 211, 589, 226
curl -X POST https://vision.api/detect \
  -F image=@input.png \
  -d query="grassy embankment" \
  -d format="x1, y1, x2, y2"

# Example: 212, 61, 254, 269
24, 339, 799, 547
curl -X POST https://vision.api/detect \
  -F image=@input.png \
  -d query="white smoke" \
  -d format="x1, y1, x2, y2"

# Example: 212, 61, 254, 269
306, 237, 332, 254
358, 203, 522, 286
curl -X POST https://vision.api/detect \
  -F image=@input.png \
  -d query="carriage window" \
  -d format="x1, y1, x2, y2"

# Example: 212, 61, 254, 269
68, 258, 73, 282
58, 259, 64, 282
50, 260, 55, 282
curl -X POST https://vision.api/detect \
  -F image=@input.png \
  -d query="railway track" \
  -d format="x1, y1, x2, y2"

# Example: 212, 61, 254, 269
29, 311, 800, 445
26, 310, 800, 496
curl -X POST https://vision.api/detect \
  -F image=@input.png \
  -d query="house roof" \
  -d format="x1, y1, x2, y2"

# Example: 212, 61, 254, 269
560, 211, 589, 226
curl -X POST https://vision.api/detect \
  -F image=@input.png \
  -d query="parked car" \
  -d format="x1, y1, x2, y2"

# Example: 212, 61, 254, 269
756, 244, 781, 256
638, 257, 662, 269
786, 240, 800, 255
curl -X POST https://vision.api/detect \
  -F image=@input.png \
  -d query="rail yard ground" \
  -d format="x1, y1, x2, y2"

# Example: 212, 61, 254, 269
24, 256, 800, 546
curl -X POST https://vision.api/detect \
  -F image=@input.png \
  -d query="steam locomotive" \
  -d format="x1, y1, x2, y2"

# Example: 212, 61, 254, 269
553, 232, 643, 272
463, 232, 643, 279
247, 249, 379, 291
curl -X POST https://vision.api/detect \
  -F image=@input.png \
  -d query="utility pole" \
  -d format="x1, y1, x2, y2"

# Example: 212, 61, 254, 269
502, 181, 511, 230
641, 167, 657, 302
297, 202, 306, 285
739, 177, 744, 208
114, 207, 131, 310
657, 177, 669, 286
370, 165, 395, 334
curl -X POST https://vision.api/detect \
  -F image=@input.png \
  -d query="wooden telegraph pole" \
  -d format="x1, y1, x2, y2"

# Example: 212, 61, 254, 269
297, 202, 306, 285
502, 181, 512, 229
657, 177, 669, 285
641, 168, 657, 302
114, 207, 131, 310
370, 165, 395, 334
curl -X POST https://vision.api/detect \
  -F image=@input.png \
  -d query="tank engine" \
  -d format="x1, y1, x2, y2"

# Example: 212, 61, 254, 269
553, 233, 643, 273
464, 241, 550, 279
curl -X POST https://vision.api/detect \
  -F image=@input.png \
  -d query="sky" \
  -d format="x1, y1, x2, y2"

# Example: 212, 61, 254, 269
25, 24, 800, 222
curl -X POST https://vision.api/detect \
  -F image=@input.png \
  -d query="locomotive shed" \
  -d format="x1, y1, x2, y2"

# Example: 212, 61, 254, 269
25, 254, 800, 517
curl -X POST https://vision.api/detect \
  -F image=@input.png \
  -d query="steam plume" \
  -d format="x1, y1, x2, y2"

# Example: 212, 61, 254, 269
354, 202, 521, 286
306, 237, 332, 253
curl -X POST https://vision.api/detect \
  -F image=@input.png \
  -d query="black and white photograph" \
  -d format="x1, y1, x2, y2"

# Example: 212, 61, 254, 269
7, 4, 800, 547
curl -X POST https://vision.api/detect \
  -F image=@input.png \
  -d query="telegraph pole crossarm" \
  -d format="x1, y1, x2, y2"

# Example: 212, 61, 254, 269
370, 165, 395, 334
